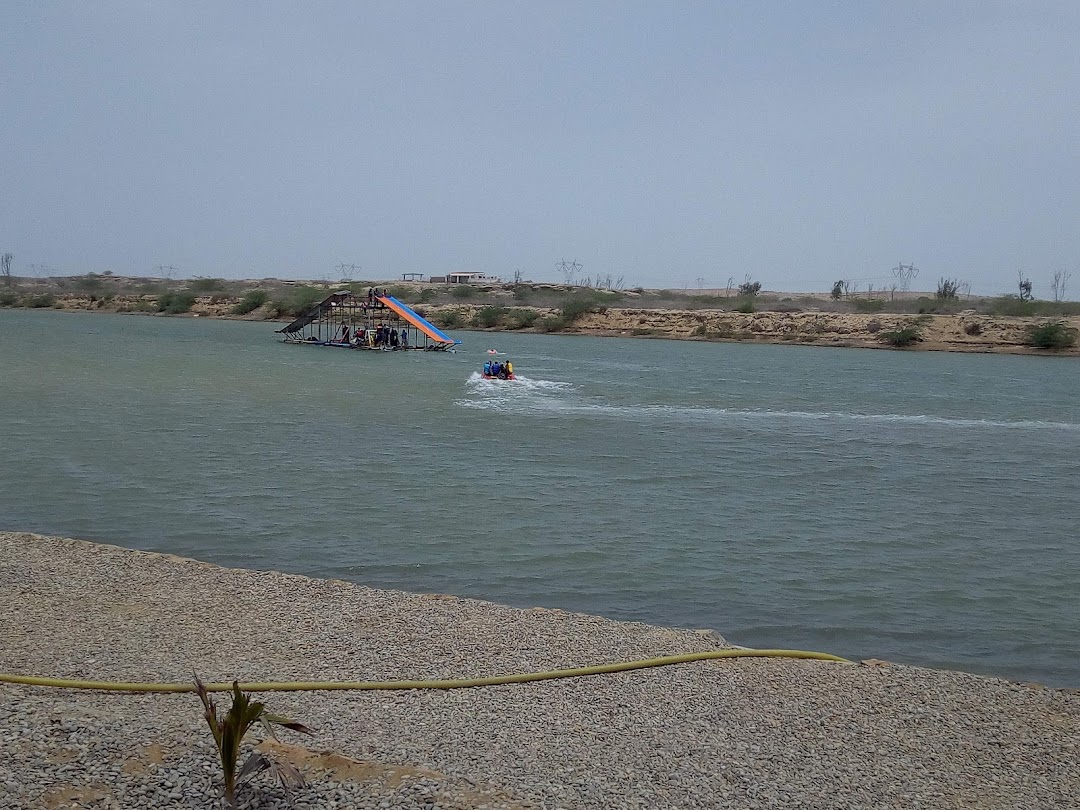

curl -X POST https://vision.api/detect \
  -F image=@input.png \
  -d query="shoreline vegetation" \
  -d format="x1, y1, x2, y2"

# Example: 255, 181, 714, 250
2, 273, 1079, 355
2, 532, 1078, 808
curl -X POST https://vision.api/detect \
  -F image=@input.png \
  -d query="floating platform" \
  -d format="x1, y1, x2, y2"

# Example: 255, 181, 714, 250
276, 290, 460, 351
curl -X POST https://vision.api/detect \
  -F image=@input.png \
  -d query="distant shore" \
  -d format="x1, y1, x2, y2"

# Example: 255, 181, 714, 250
4, 278, 1079, 356
2, 531, 1078, 808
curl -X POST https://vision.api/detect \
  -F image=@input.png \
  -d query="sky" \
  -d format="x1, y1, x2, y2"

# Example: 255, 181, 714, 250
2, 2, 1078, 295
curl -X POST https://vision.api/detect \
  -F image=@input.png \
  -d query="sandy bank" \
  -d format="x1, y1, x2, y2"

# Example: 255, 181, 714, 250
20, 291, 1080, 356
1, 532, 1077, 809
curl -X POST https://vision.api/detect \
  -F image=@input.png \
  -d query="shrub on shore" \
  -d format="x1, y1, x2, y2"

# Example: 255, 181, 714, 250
190, 277, 225, 294
27, 293, 56, 308
732, 298, 755, 314
475, 305, 507, 328
0, 291, 19, 307
232, 290, 269, 315
157, 291, 196, 314
559, 290, 615, 324
852, 298, 885, 313
451, 284, 477, 299
879, 324, 923, 347
537, 315, 568, 332
1027, 321, 1078, 350
434, 309, 465, 328
269, 286, 325, 318
505, 308, 539, 329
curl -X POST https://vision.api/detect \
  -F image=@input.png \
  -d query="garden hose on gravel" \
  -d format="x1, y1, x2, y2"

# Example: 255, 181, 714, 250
0, 648, 852, 693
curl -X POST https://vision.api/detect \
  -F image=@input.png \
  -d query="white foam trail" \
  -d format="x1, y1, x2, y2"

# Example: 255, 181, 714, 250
457, 391, 1080, 432
465, 372, 573, 392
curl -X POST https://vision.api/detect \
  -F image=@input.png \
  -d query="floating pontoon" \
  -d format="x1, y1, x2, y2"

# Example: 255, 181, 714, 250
276, 291, 460, 351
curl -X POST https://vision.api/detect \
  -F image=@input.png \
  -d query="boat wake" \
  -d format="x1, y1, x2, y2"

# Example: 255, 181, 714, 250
458, 383, 1080, 432
465, 371, 571, 391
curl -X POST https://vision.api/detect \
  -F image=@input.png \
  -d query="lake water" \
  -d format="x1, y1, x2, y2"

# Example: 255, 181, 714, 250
1, 309, 1078, 686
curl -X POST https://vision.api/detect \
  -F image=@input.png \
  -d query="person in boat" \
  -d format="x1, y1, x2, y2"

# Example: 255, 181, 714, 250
483, 360, 492, 376
506, 360, 513, 377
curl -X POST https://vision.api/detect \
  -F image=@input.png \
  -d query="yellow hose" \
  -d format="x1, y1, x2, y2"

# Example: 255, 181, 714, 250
0, 648, 851, 693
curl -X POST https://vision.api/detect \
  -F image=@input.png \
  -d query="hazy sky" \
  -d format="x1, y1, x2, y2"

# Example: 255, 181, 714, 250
3, 2, 1078, 294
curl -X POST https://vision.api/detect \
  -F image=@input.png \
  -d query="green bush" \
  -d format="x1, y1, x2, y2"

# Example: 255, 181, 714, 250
434, 309, 464, 328
451, 284, 477, 299
879, 325, 923, 347
733, 298, 754, 314
560, 291, 606, 323
991, 295, 1037, 317
475, 305, 507, 328
537, 315, 568, 332
852, 298, 885, 313
505, 308, 539, 329
1027, 321, 1078, 350
74, 274, 104, 293
270, 286, 326, 318
383, 284, 413, 301
190, 277, 225, 294
27, 293, 56, 308
0, 291, 19, 307
157, 291, 197, 314
232, 289, 269, 315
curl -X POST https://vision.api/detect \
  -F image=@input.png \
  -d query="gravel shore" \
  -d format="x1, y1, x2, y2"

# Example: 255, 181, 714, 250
1, 532, 1077, 809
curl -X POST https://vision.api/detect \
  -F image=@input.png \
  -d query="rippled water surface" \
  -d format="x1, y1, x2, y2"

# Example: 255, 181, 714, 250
2, 309, 1078, 685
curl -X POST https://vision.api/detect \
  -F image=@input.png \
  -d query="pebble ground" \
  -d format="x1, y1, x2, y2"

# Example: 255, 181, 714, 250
1, 532, 1077, 809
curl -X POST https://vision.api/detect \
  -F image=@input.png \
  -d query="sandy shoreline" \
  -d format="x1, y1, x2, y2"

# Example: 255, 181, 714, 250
2, 532, 1078, 809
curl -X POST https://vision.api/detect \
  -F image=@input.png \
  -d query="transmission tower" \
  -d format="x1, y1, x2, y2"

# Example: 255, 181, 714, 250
892, 261, 919, 292
336, 263, 360, 282
155, 264, 179, 279
556, 258, 582, 285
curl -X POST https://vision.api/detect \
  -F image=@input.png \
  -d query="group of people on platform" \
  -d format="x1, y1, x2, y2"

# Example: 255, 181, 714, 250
339, 323, 410, 349
483, 359, 514, 379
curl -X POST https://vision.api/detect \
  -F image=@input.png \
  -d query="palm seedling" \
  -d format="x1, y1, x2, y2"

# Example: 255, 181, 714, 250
195, 675, 313, 809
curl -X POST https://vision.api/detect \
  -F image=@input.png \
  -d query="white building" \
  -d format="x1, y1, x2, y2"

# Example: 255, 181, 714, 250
445, 272, 501, 284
